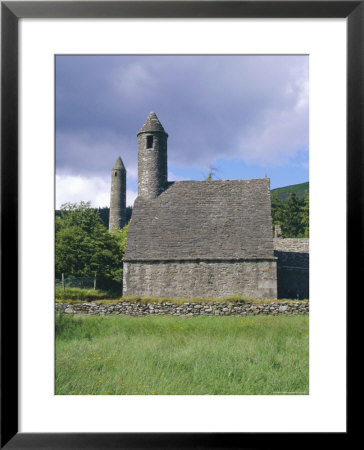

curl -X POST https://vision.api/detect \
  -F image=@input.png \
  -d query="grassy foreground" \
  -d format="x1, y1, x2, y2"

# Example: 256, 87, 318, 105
56, 315, 309, 395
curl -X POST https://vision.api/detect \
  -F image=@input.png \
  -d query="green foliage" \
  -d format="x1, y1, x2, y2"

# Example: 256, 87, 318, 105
271, 192, 286, 228
94, 207, 110, 229
205, 163, 218, 180
284, 193, 303, 237
271, 192, 309, 238
301, 195, 309, 237
110, 223, 130, 255
55, 206, 133, 229
56, 315, 309, 395
55, 202, 129, 292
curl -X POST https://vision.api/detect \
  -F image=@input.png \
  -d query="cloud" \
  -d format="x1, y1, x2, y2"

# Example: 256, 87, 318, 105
236, 100, 308, 165
56, 174, 137, 209
56, 130, 138, 178
111, 63, 158, 100
126, 189, 138, 207
56, 54, 308, 183
167, 170, 188, 182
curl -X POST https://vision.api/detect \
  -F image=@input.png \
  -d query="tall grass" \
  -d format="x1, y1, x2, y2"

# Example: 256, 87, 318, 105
55, 287, 113, 301
56, 315, 309, 395
55, 290, 308, 304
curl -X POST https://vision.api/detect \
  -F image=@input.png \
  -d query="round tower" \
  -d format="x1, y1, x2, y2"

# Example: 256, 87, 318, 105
109, 156, 126, 231
137, 112, 168, 199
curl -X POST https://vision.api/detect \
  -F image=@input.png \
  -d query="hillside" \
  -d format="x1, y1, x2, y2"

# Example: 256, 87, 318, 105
271, 181, 309, 201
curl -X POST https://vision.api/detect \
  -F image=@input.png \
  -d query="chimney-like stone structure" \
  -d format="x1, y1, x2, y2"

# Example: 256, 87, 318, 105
109, 156, 126, 231
274, 224, 282, 238
137, 112, 168, 199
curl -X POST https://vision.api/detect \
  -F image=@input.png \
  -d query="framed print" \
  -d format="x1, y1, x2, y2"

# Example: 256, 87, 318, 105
1, 1, 357, 447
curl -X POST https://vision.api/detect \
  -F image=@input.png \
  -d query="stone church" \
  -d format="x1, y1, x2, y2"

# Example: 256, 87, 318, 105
109, 112, 309, 299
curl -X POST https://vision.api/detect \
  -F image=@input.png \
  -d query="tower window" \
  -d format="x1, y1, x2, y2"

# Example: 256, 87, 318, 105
146, 135, 153, 148
115, 172, 117, 176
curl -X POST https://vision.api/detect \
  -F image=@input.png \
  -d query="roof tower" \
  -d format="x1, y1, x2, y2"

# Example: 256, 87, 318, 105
137, 111, 168, 135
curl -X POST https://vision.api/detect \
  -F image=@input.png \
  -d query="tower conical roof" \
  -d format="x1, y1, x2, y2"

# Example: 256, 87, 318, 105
137, 112, 167, 135
112, 156, 125, 170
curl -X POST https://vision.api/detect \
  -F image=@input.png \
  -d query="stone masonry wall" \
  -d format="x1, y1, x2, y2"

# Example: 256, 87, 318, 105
123, 260, 277, 300
109, 164, 126, 231
273, 238, 309, 253
273, 238, 309, 299
56, 300, 309, 316
137, 132, 167, 199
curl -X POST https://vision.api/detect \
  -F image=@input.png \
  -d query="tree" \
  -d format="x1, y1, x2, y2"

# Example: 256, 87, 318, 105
55, 202, 127, 291
301, 194, 309, 237
284, 193, 304, 237
271, 191, 286, 230
271, 191, 309, 238
110, 223, 130, 255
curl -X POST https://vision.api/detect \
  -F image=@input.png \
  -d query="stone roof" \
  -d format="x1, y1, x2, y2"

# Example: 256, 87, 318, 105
125, 178, 275, 261
112, 156, 126, 170
137, 112, 167, 135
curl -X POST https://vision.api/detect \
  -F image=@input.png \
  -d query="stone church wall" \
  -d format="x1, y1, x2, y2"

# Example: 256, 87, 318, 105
123, 259, 277, 300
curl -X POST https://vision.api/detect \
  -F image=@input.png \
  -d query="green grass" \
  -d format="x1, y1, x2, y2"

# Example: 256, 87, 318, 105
55, 287, 115, 301
55, 292, 308, 304
56, 314, 309, 395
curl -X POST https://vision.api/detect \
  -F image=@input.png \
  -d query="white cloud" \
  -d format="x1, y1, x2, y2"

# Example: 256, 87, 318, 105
111, 63, 157, 100
167, 170, 188, 182
235, 95, 308, 166
126, 189, 138, 206
56, 130, 138, 179
295, 77, 309, 111
56, 174, 137, 209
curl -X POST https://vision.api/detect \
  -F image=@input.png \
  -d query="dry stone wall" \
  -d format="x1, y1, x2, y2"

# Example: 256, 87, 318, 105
56, 300, 309, 316
273, 238, 309, 253
123, 260, 277, 300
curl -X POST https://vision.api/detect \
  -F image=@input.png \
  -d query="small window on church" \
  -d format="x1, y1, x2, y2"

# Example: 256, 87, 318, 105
115, 172, 117, 176
146, 135, 153, 148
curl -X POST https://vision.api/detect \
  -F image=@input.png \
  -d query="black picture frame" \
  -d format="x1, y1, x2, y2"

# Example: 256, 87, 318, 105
1, 1, 356, 448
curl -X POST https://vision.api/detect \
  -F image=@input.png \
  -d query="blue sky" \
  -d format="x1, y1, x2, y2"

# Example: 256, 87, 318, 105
56, 55, 308, 208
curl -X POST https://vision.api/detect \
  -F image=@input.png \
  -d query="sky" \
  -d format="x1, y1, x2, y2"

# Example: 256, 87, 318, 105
56, 55, 308, 208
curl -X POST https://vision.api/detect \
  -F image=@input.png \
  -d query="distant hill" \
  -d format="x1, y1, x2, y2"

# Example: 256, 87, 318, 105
271, 181, 309, 201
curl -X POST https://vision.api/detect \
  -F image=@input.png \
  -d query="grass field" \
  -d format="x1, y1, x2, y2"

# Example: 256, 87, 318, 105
56, 314, 309, 395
